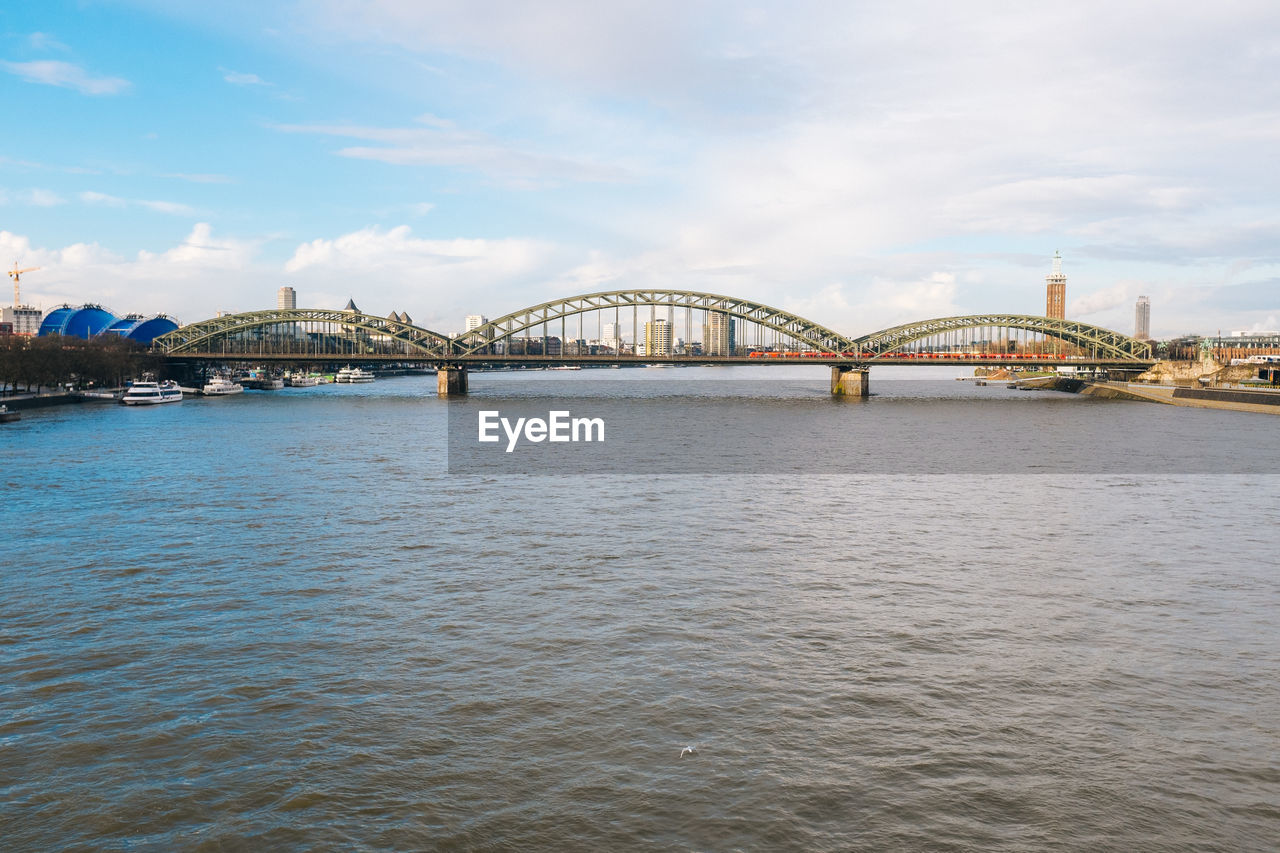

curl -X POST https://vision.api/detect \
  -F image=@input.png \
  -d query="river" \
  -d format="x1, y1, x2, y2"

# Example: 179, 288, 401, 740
2, 367, 1277, 851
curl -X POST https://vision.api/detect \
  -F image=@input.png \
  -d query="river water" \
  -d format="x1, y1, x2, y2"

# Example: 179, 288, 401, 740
3, 367, 1278, 851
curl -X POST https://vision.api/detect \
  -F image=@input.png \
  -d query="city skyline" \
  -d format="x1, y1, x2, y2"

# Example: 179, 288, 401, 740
3, 2, 1279, 338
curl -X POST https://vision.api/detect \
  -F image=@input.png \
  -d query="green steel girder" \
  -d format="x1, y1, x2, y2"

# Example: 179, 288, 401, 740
458, 289, 860, 354
853, 314, 1152, 360
150, 308, 452, 355
152, 302, 1154, 364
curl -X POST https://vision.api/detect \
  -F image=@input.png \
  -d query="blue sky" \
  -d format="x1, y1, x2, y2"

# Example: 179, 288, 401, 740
2, 0, 1279, 338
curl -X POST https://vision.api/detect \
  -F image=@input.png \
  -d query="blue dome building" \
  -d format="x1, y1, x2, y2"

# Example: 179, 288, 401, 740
103, 314, 179, 344
39, 304, 118, 339
38, 304, 181, 342
37, 305, 80, 337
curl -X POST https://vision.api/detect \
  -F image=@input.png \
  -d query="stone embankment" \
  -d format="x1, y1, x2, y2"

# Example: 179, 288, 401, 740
1133, 359, 1256, 386
1017, 360, 1280, 414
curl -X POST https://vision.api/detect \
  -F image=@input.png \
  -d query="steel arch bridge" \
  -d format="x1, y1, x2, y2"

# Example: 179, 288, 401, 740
152, 308, 453, 356
457, 289, 860, 355
853, 314, 1152, 360
150, 291, 1153, 364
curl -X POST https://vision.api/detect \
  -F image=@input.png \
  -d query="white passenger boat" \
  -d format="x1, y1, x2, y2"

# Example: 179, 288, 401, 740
202, 375, 244, 396
335, 366, 375, 383
121, 380, 183, 405
286, 372, 320, 387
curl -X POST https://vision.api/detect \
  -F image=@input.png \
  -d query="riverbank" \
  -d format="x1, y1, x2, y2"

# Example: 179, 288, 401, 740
1080, 381, 1280, 414
0, 392, 118, 411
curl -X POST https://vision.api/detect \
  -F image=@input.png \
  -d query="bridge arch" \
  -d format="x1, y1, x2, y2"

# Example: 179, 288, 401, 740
852, 314, 1152, 360
458, 289, 860, 355
151, 308, 453, 357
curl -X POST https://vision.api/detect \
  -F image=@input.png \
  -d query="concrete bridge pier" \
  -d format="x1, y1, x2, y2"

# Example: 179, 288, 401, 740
437, 365, 468, 396
831, 365, 869, 398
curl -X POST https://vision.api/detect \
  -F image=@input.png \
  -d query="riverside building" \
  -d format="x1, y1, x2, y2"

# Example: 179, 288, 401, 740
704, 312, 735, 356
1135, 295, 1151, 339
644, 318, 672, 356
1045, 251, 1066, 319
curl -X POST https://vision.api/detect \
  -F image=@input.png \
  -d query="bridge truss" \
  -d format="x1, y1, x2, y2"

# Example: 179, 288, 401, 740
151, 308, 453, 357
458, 289, 860, 355
854, 314, 1152, 360
151, 294, 1153, 365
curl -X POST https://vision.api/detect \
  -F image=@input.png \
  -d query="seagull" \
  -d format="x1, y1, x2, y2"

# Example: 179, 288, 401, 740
680, 745, 696, 757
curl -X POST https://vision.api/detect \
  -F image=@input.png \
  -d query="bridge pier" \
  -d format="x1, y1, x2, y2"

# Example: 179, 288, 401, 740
831, 366, 869, 398
437, 365, 468, 396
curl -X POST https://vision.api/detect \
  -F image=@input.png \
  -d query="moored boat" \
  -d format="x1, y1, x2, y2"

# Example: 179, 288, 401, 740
286, 372, 320, 387
203, 375, 245, 396
121, 380, 183, 405
335, 365, 375, 383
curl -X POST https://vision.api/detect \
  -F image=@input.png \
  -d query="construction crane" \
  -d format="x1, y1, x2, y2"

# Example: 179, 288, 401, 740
8, 263, 40, 307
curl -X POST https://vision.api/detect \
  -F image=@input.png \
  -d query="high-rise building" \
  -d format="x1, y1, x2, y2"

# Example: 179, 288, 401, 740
644, 318, 672, 356
277, 286, 296, 309
1045, 251, 1066, 319
1, 305, 42, 335
704, 312, 735, 356
602, 322, 622, 352
5, 266, 43, 335
464, 314, 487, 332
1135, 295, 1151, 339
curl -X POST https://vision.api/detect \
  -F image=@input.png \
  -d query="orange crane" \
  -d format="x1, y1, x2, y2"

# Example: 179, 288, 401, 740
8, 263, 40, 307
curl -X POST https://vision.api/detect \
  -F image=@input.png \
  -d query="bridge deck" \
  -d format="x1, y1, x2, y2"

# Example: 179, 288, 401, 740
163, 353, 1154, 369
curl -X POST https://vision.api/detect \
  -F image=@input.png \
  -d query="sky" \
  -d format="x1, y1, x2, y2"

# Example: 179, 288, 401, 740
2, 0, 1279, 339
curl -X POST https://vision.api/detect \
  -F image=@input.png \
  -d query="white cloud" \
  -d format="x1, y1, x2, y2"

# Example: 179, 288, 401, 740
28, 32, 70, 52
1, 60, 129, 95
138, 199, 198, 215
80, 190, 127, 207
26, 188, 65, 207
221, 67, 270, 86
160, 172, 234, 184
0, 225, 260, 320
284, 224, 564, 329
1070, 281, 1134, 317
0, 187, 66, 207
80, 190, 196, 216
274, 120, 633, 186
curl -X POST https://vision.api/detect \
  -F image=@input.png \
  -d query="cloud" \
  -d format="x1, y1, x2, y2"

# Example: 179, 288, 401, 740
139, 199, 198, 215
1, 60, 130, 95
1204, 280, 1280, 312
27, 188, 65, 207
80, 191, 196, 216
274, 120, 633, 186
1071, 281, 1135, 316
160, 172, 234, 184
0, 187, 66, 207
0, 224, 260, 320
284, 224, 564, 329
80, 190, 127, 207
220, 67, 271, 86
28, 32, 70, 52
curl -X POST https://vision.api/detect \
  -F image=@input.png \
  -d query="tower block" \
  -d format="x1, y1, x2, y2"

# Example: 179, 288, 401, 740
1045, 250, 1066, 319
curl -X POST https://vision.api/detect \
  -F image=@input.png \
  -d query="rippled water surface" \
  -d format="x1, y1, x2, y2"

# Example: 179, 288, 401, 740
3, 369, 1278, 851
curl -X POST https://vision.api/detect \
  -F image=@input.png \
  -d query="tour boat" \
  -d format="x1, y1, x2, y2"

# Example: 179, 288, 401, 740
121, 380, 183, 405
202, 375, 245, 396
0, 405, 20, 423
286, 372, 320, 387
335, 366, 375, 383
